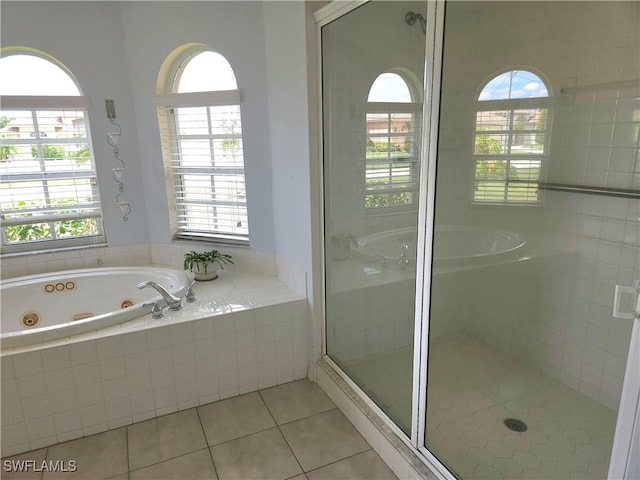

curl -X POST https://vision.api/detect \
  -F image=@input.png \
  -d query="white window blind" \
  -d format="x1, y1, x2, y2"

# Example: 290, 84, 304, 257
164, 104, 248, 241
365, 108, 421, 210
473, 70, 550, 205
365, 72, 422, 212
0, 107, 104, 251
156, 50, 249, 244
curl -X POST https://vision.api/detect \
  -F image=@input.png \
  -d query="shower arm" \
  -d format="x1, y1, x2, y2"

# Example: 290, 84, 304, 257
405, 11, 426, 35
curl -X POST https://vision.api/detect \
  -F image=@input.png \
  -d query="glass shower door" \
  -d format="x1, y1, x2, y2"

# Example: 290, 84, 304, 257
322, 0, 427, 435
424, 1, 639, 479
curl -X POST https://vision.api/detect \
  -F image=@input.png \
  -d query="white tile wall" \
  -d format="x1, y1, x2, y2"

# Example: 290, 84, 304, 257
431, 1, 640, 411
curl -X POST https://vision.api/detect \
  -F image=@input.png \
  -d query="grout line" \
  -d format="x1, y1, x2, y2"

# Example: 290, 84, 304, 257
258, 389, 307, 475
40, 447, 48, 480
195, 406, 220, 480
302, 447, 376, 476
125, 409, 208, 474
127, 446, 211, 476
124, 425, 130, 478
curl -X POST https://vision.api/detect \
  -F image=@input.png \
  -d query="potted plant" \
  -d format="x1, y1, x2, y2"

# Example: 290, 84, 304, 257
183, 249, 234, 281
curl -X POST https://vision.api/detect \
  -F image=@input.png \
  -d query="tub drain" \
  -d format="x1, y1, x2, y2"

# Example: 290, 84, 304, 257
120, 298, 135, 309
504, 418, 528, 432
22, 311, 41, 328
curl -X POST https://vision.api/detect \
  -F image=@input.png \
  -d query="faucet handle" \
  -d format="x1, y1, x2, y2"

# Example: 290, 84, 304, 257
185, 280, 196, 303
143, 301, 164, 319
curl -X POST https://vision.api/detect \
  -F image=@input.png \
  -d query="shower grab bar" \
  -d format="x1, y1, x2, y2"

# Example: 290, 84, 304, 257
559, 79, 639, 94
538, 182, 640, 199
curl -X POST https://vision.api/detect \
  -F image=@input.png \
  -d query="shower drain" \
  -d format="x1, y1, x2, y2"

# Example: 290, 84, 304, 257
503, 418, 528, 432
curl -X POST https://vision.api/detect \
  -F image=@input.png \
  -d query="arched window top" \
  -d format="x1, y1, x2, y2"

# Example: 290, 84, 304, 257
368, 72, 412, 103
479, 70, 548, 101
174, 51, 238, 93
0, 54, 81, 96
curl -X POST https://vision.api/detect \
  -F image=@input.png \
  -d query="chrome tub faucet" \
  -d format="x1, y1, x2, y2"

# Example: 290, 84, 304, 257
137, 281, 183, 311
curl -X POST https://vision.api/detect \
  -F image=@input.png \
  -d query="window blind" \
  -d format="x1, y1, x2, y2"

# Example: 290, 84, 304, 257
473, 106, 548, 204
0, 108, 104, 251
365, 108, 421, 211
157, 100, 249, 243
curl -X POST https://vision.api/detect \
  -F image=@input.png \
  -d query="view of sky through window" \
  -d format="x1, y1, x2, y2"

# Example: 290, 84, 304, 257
479, 70, 548, 101
0, 55, 80, 96
176, 51, 237, 93
367, 73, 412, 103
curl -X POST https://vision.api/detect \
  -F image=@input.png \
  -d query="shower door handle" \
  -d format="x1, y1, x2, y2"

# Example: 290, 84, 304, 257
613, 281, 640, 320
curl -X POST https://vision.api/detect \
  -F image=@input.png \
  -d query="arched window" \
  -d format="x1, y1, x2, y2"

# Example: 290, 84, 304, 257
155, 47, 248, 244
365, 72, 421, 211
473, 69, 550, 204
0, 51, 104, 252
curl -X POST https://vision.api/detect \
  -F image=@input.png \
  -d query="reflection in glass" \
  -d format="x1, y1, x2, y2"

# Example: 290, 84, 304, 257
322, 1, 426, 435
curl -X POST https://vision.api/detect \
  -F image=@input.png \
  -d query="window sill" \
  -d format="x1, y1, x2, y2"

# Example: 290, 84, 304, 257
1, 242, 108, 259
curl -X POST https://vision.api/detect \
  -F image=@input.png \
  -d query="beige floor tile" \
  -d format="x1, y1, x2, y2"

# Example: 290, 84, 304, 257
210, 428, 302, 480
279, 409, 370, 472
306, 450, 397, 480
260, 380, 336, 425
44, 428, 127, 480
2, 448, 48, 480
129, 449, 216, 480
197, 392, 275, 446
127, 409, 207, 471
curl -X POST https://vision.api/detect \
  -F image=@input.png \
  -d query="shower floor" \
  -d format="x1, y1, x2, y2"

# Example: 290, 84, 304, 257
344, 335, 617, 480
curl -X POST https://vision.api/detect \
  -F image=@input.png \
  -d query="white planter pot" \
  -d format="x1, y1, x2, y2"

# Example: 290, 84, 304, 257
192, 262, 219, 281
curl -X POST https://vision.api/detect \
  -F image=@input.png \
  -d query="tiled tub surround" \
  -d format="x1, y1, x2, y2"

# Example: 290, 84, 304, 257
0, 271, 309, 457
0, 243, 307, 297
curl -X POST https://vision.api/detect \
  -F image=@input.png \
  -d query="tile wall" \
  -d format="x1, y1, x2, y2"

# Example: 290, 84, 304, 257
433, 1, 640, 410
1, 243, 308, 296
326, 273, 415, 363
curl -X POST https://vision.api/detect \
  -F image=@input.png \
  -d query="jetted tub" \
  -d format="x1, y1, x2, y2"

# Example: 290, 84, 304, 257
354, 225, 526, 268
0, 267, 192, 348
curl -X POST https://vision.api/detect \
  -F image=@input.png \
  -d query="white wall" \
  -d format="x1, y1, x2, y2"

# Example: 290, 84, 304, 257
1, 2, 314, 281
117, 1, 277, 253
263, 1, 313, 286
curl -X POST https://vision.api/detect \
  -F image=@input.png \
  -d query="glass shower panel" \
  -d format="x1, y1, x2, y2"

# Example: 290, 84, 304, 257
425, 1, 639, 479
322, 1, 427, 434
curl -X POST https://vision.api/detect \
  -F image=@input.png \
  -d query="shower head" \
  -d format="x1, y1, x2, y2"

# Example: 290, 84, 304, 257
405, 11, 426, 35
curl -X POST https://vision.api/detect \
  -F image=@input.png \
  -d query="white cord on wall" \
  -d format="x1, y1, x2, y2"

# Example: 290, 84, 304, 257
106, 109, 131, 222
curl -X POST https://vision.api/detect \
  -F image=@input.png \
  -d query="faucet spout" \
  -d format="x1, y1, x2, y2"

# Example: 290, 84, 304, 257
137, 281, 182, 311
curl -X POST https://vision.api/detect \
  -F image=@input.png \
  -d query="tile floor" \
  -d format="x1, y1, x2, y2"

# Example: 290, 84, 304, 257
2, 380, 397, 480
345, 335, 617, 480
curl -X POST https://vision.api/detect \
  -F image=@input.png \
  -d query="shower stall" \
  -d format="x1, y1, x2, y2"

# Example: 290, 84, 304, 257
318, 1, 640, 479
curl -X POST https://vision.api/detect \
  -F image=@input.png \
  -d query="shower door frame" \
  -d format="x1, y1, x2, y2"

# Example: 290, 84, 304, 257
315, 1, 639, 479
314, 1, 454, 478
